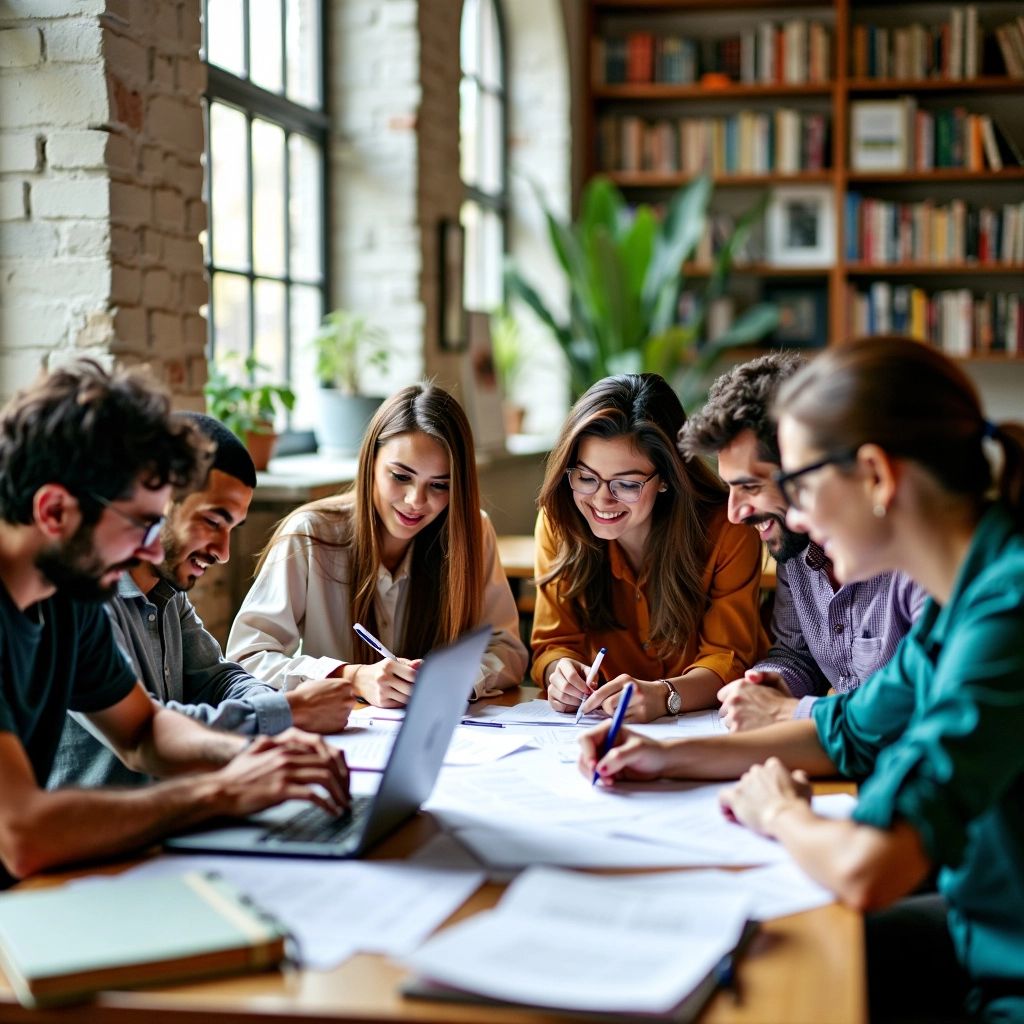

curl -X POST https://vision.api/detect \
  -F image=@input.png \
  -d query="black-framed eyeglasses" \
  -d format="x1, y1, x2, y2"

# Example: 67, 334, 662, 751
773, 451, 857, 510
87, 492, 165, 548
565, 466, 659, 504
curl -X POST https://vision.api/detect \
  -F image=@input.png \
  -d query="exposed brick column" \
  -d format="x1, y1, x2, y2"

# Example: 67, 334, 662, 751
0, 1, 207, 404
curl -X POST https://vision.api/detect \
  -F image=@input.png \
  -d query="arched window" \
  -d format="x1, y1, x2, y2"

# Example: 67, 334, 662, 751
201, 0, 327, 438
460, 0, 508, 313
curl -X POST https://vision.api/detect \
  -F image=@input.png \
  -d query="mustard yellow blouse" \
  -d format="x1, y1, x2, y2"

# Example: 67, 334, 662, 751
530, 507, 767, 688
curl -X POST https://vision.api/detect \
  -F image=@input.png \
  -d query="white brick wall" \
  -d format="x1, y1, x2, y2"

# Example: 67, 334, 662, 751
0, 1, 207, 401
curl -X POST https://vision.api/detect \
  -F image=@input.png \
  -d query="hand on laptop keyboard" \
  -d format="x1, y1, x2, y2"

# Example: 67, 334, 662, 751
213, 729, 351, 818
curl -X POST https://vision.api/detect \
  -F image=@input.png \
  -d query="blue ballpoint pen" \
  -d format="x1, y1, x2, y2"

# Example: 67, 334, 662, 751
591, 681, 633, 786
353, 622, 398, 661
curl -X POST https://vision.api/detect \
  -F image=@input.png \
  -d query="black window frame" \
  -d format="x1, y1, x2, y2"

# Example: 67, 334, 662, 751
201, 0, 330, 453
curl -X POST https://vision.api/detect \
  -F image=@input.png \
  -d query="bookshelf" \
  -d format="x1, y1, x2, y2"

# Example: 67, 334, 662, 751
583, 0, 1024, 357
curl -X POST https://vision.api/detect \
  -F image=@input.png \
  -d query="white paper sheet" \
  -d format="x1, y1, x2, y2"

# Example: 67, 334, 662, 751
405, 866, 750, 1014
327, 720, 534, 770
117, 852, 484, 970
482, 699, 606, 727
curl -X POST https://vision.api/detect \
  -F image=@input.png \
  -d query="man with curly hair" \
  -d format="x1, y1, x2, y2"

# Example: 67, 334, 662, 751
680, 353, 924, 730
0, 360, 348, 889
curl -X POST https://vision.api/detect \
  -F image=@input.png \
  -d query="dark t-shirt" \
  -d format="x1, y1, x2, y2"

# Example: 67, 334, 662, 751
0, 582, 136, 888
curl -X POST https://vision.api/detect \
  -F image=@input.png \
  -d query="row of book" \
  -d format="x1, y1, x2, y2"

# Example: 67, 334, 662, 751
595, 21, 832, 86
848, 283, 1024, 355
849, 99, 1023, 172
597, 111, 829, 176
845, 196, 1024, 265
850, 6, 984, 81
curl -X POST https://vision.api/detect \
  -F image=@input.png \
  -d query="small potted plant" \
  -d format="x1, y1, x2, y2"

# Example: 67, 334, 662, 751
491, 306, 527, 436
310, 309, 390, 456
204, 354, 296, 471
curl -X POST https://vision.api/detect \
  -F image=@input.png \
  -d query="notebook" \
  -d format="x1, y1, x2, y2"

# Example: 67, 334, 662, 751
0, 871, 287, 1008
164, 625, 492, 859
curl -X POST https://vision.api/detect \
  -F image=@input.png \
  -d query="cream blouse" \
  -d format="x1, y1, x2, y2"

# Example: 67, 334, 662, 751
226, 508, 527, 698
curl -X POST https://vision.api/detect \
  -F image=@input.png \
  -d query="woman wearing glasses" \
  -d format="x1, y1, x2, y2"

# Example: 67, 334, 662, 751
581, 338, 1024, 1021
532, 373, 765, 723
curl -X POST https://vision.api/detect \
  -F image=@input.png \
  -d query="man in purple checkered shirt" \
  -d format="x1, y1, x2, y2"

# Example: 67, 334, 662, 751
679, 353, 926, 730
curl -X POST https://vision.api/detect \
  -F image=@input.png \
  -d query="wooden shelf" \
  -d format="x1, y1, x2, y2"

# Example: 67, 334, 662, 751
683, 262, 831, 277
847, 77, 1024, 94
845, 263, 1024, 276
846, 168, 1024, 183
592, 82, 834, 100
605, 170, 834, 187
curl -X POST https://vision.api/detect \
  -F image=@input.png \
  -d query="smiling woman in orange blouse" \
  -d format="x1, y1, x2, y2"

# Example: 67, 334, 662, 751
531, 373, 766, 724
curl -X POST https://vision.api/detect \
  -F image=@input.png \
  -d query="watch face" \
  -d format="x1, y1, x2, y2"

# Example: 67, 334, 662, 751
667, 689, 681, 715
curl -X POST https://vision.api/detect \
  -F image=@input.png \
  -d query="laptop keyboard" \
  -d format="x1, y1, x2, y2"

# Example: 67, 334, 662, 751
260, 796, 373, 846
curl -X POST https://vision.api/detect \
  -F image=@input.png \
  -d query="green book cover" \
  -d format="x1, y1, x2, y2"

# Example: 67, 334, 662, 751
0, 872, 287, 1008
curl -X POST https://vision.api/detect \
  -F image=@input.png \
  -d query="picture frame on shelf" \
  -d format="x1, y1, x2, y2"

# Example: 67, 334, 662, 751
438, 219, 468, 351
767, 186, 835, 267
849, 99, 912, 172
764, 283, 828, 348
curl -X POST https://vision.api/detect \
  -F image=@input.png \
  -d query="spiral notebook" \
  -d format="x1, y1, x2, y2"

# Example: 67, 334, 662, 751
0, 871, 288, 1008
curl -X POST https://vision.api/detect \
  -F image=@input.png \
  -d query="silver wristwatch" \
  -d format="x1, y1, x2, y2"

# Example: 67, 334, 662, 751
659, 679, 681, 715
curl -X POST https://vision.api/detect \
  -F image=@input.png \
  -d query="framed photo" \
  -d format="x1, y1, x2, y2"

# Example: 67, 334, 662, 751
764, 284, 828, 348
849, 99, 911, 172
767, 186, 835, 267
438, 219, 468, 351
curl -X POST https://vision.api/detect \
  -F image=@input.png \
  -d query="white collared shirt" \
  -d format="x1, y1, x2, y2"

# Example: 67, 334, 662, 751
225, 508, 527, 698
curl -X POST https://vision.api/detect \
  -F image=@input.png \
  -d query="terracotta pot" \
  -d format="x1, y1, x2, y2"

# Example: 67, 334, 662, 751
244, 429, 278, 472
502, 402, 526, 437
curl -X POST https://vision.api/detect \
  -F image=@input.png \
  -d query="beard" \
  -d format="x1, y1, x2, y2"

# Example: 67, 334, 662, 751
744, 513, 810, 564
35, 523, 139, 603
150, 530, 192, 592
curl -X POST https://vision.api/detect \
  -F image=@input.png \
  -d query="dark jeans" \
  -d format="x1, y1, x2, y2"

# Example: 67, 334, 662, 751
866, 893, 972, 1023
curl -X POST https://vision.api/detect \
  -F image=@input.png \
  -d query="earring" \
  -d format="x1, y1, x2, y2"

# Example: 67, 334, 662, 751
873, 503, 886, 518
658, 484, 668, 493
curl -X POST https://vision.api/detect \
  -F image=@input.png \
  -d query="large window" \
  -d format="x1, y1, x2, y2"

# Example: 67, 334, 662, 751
201, 0, 327, 436
459, 0, 508, 313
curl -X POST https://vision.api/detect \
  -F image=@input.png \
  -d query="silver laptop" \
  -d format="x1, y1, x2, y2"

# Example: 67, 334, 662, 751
164, 625, 491, 859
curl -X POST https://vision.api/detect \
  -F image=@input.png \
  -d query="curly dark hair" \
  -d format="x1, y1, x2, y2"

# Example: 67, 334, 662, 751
678, 352, 806, 464
0, 359, 209, 526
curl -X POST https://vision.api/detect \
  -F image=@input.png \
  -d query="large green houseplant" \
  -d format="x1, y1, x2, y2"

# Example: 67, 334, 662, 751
309, 309, 390, 456
504, 175, 778, 409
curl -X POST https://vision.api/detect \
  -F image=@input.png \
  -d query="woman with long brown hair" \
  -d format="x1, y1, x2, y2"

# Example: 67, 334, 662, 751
227, 383, 526, 706
532, 373, 765, 723
582, 338, 1024, 1021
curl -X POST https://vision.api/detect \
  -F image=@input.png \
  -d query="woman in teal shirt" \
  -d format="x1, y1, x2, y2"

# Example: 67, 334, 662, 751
580, 337, 1024, 1022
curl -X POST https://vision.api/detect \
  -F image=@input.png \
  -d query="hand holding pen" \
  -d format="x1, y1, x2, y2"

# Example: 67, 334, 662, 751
591, 682, 633, 785
573, 647, 607, 724
350, 623, 420, 708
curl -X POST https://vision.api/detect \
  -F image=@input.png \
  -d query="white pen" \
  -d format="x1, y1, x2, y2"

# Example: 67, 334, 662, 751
574, 646, 607, 725
353, 622, 398, 661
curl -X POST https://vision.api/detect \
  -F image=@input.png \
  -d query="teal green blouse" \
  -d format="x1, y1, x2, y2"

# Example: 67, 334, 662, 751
813, 504, 1024, 1015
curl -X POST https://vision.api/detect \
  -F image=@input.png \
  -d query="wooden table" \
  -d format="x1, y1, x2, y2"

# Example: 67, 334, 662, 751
0, 693, 864, 1024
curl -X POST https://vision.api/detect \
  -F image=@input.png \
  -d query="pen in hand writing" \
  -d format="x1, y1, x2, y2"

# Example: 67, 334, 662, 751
353, 622, 398, 661
574, 646, 607, 725
592, 681, 633, 786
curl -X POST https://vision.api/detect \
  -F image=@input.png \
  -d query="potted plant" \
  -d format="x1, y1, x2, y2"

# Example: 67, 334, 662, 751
490, 306, 528, 436
310, 309, 390, 456
504, 174, 780, 409
203, 354, 296, 471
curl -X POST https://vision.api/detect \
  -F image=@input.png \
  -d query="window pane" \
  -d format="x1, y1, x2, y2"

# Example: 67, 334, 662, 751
206, 0, 245, 76
460, 0, 480, 77
249, 0, 283, 92
211, 272, 251, 362
210, 103, 249, 270
480, 0, 503, 90
289, 133, 323, 282
252, 119, 286, 278
461, 200, 482, 312
479, 207, 504, 310
460, 78, 479, 187
253, 279, 288, 423
286, 0, 321, 107
480, 91, 504, 194
289, 284, 323, 432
